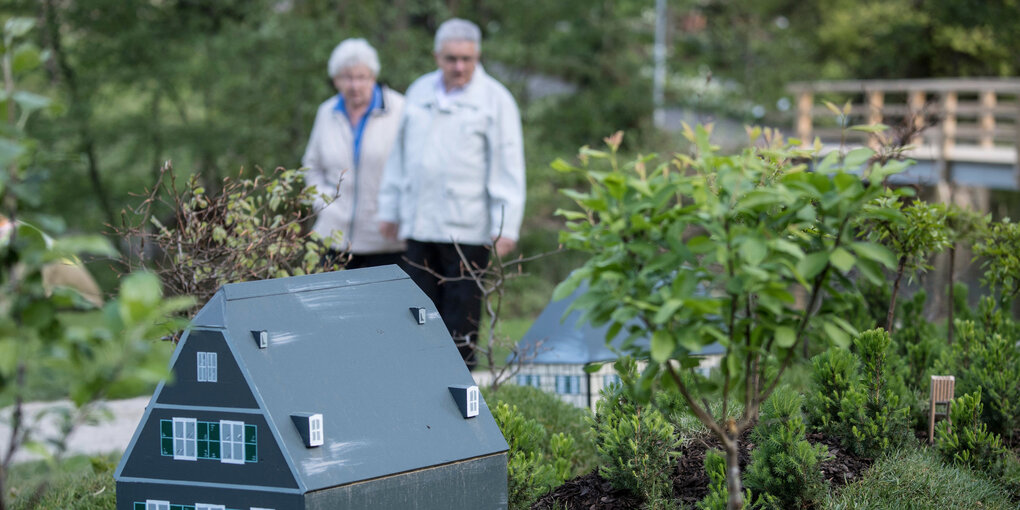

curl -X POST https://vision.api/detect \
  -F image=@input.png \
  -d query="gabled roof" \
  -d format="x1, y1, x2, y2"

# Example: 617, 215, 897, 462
185, 266, 507, 492
517, 282, 724, 365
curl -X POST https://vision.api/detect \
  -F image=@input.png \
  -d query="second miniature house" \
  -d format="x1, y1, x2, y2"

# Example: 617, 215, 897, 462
115, 266, 508, 510
513, 281, 723, 409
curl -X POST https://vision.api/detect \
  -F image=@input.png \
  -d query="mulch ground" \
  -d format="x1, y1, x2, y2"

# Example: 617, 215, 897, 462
533, 429, 872, 510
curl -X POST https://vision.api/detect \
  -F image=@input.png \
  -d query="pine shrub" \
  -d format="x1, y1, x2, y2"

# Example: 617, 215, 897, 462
696, 450, 750, 510
745, 387, 829, 509
590, 386, 680, 508
491, 402, 561, 509
840, 328, 912, 457
805, 347, 858, 433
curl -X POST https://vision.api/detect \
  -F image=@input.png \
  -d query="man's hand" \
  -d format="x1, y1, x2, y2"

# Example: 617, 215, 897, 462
379, 221, 399, 240
492, 236, 517, 258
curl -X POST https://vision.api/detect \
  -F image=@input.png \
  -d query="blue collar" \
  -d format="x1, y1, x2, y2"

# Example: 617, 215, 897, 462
334, 85, 382, 167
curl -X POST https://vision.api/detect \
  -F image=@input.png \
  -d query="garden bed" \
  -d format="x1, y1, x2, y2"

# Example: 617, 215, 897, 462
534, 429, 873, 509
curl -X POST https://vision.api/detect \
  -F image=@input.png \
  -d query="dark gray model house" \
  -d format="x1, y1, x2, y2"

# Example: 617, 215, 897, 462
513, 282, 723, 409
115, 266, 509, 510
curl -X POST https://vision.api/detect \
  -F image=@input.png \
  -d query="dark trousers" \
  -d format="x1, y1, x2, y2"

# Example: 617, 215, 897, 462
404, 240, 490, 369
322, 249, 407, 272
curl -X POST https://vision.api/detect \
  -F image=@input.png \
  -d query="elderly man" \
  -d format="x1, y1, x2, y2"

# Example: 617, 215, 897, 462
378, 18, 525, 369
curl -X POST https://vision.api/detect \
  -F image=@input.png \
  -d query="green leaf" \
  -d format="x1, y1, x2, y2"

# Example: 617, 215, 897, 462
651, 330, 674, 363
53, 235, 117, 257
550, 158, 578, 173
583, 363, 603, 374
829, 247, 856, 272
850, 241, 898, 269
797, 252, 829, 279
552, 274, 583, 302
653, 299, 683, 324
849, 123, 889, 134
823, 321, 850, 348
740, 237, 768, 266
0, 137, 25, 167
843, 147, 874, 168
118, 272, 163, 323
4, 18, 35, 41
12, 91, 50, 112
774, 326, 796, 348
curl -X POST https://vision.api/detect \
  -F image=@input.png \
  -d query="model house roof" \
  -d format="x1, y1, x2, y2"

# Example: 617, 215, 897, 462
141, 266, 507, 492
517, 282, 724, 365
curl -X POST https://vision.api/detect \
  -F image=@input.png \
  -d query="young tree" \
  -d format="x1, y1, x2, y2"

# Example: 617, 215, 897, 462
0, 18, 191, 509
943, 205, 988, 344
555, 127, 904, 509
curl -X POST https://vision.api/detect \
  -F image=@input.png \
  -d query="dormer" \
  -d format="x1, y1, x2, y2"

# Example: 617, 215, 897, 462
291, 413, 324, 447
448, 385, 480, 418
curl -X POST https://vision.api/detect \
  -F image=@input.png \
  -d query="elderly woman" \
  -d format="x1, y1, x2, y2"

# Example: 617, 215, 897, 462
302, 38, 405, 269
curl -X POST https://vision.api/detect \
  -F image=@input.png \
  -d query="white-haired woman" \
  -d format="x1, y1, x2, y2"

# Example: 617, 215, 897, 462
302, 38, 405, 269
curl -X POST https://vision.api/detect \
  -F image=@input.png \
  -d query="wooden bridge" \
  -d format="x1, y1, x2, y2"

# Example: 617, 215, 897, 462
788, 78, 1020, 190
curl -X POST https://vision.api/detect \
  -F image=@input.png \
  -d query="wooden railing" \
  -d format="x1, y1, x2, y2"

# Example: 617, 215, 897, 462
788, 78, 1020, 186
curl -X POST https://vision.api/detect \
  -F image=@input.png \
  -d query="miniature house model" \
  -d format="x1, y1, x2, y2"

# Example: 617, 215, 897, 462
115, 266, 508, 510
512, 283, 723, 410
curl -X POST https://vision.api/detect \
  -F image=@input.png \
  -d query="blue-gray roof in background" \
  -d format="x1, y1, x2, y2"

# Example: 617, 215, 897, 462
516, 282, 724, 365
191, 265, 508, 491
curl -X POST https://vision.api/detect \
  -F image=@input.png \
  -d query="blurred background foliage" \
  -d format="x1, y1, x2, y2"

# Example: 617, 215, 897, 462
1, 0, 1018, 316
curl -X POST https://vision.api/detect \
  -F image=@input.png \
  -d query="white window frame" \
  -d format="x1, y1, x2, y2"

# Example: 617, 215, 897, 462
466, 386, 479, 417
197, 351, 217, 382
308, 414, 324, 447
196, 504, 225, 510
220, 420, 246, 464
250, 507, 276, 510
146, 501, 170, 510
172, 417, 197, 460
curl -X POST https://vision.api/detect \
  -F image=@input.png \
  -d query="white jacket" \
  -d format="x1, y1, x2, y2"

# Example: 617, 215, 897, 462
302, 86, 406, 254
377, 66, 526, 245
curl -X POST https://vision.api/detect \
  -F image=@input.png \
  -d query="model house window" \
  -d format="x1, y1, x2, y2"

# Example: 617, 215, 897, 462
172, 417, 197, 460
603, 374, 621, 388
162, 420, 256, 463
197, 352, 217, 382
220, 420, 245, 464
195, 504, 225, 510
250, 508, 276, 510
556, 375, 581, 395
145, 500, 170, 510
516, 374, 540, 388
467, 386, 479, 417
309, 414, 324, 447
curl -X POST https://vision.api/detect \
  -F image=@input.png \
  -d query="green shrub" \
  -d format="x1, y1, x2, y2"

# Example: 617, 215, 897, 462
934, 390, 1012, 480
936, 312, 1020, 443
491, 402, 563, 509
806, 347, 859, 433
840, 329, 912, 456
590, 386, 680, 508
745, 387, 829, 509
483, 383, 597, 475
825, 447, 1016, 510
7, 455, 117, 510
696, 450, 749, 510
892, 291, 945, 392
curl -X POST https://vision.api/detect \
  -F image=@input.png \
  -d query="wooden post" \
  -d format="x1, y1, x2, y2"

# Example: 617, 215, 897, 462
867, 90, 884, 150
938, 91, 958, 182
797, 91, 813, 148
979, 90, 996, 149
908, 89, 925, 146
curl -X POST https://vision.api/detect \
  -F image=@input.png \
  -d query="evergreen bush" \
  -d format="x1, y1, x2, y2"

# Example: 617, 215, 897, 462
745, 387, 829, 509
934, 390, 1012, 479
590, 386, 680, 508
840, 328, 912, 457
805, 347, 859, 433
491, 402, 562, 509
696, 450, 749, 510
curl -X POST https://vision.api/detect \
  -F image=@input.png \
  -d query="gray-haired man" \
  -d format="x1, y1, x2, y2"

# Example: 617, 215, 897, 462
378, 18, 526, 369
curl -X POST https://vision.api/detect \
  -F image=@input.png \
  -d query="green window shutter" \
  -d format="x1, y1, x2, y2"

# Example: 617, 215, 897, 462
197, 421, 208, 441
244, 423, 257, 462
134, 503, 146, 510
208, 439, 220, 459
160, 437, 173, 456
245, 424, 256, 444
160, 419, 172, 438
197, 438, 210, 459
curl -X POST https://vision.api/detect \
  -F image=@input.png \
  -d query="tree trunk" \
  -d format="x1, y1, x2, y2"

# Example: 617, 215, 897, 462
947, 245, 955, 345
886, 256, 907, 333
723, 431, 744, 510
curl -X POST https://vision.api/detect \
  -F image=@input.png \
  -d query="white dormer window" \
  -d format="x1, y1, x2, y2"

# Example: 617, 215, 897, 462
309, 414, 324, 447
172, 417, 196, 460
220, 420, 245, 464
467, 386, 479, 417
146, 500, 170, 510
197, 352, 217, 382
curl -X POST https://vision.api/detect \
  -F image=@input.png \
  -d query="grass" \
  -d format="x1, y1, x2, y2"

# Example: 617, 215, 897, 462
825, 446, 1017, 510
5, 454, 118, 510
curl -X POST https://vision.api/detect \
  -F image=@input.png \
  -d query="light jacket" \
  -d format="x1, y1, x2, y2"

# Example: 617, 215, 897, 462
377, 66, 525, 245
302, 86, 406, 254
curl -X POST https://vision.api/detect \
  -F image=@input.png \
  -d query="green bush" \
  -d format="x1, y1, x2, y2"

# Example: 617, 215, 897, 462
936, 310, 1020, 443
806, 347, 859, 433
807, 329, 911, 457
590, 386, 680, 508
934, 389, 1019, 495
825, 447, 1017, 510
696, 450, 749, 510
483, 383, 597, 475
745, 387, 829, 509
7, 455, 117, 510
491, 402, 564, 509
